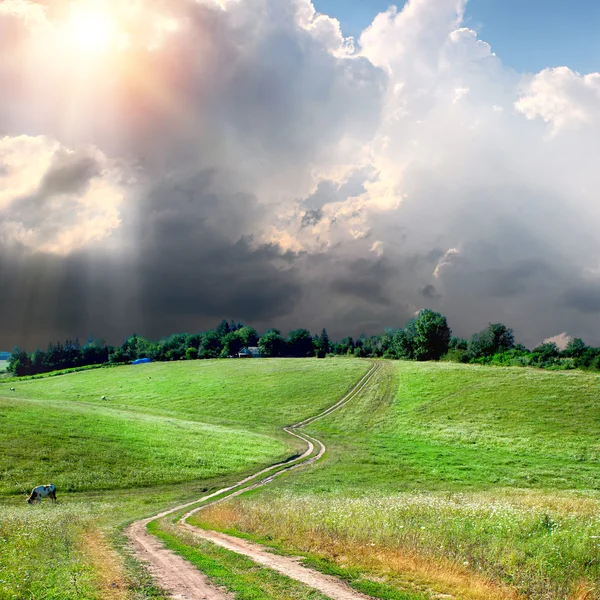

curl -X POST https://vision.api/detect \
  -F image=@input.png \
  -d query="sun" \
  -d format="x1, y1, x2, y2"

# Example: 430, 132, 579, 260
68, 2, 116, 54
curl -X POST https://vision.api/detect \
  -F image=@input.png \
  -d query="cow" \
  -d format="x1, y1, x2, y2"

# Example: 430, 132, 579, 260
27, 484, 57, 504
10, 388, 15, 392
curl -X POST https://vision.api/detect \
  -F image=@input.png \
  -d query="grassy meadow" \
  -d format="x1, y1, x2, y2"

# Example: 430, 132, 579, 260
194, 362, 600, 600
0, 358, 369, 599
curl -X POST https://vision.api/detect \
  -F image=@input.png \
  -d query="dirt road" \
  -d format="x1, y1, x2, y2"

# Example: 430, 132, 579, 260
126, 363, 379, 600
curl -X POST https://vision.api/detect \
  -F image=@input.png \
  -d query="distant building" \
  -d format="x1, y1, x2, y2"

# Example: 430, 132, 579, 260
238, 347, 262, 358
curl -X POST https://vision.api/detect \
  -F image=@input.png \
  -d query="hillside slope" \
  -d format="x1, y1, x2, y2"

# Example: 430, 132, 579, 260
196, 362, 600, 600
0, 358, 369, 599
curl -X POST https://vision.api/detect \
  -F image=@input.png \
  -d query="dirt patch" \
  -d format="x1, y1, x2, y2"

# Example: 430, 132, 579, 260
80, 529, 130, 600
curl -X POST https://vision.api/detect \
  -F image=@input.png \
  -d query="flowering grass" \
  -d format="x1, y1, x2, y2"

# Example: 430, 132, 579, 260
194, 361, 600, 599
0, 503, 122, 600
197, 491, 600, 599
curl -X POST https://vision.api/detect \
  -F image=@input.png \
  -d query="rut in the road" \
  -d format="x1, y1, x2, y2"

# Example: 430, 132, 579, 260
180, 525, 372, 600
127, 363, 380, 600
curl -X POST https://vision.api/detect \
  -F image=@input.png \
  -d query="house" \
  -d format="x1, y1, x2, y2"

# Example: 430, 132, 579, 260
238, 347, 262, 358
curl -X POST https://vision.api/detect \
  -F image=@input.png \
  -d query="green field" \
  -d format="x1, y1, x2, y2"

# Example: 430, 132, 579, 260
0, 358, 369, 599
4, 358, 600, 600
195, 362, 600, 600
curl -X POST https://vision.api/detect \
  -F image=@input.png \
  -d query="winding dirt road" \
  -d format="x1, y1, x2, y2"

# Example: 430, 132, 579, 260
126, 363, 379, 600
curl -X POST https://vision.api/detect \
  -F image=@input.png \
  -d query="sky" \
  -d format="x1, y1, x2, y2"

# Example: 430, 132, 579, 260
1, 0, 600, 350
314, 0, 600, 74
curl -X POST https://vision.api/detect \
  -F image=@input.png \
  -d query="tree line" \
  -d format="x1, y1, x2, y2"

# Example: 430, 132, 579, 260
7, 310, 600, 376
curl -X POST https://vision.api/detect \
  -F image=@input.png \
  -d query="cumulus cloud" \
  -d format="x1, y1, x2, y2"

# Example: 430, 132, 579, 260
0, 135, 127, 254
543, 332, 572, 351
2, 0, 600, 349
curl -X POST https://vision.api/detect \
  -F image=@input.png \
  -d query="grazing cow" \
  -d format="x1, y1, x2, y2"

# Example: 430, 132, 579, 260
10, 388, 15, 392
27, 484, 57, 504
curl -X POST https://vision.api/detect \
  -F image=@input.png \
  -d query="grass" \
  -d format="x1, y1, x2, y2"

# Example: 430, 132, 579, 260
0, 397, 286, 496
0, 358, 370, 599
1, 359, 368, 435
193, 361, 600, 600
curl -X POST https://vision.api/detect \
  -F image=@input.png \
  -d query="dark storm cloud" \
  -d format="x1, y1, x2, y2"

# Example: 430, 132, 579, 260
421, 284, 440, 299
563, 286, 600, 314
39, 151, 101, 197
301, 208, 323, 228
330, 257, 396, 305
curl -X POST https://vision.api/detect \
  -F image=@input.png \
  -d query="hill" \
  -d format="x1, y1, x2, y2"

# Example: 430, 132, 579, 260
194, 362, 600, 600
0, 358, 369, 599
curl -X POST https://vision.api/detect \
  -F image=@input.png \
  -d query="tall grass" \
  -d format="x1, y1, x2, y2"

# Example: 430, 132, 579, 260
0, 504, 102, 599
198, 491, 600, 599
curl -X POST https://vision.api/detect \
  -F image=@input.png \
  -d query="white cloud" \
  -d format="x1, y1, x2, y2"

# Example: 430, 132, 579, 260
516, 67, 600, 133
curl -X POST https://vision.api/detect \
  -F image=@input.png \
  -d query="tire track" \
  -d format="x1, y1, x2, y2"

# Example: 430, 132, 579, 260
127, 363, 380, 600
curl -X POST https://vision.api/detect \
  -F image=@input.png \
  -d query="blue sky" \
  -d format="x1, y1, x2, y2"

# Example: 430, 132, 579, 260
312, 0, 600, 74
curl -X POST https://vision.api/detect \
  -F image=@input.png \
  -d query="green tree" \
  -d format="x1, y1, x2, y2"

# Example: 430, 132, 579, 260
412, 309, 452, 361
220, 332, 244, 358
199, 331, 223, 359
8, 347, 31, 376
467, 323, 515, 360
237, 326, 259, 348
216, 320, 231, 339
258, 329, 286, 357
185, 347, 199, 360
564, 338, 586, 358
392, 325, 416, 359
287, 329, 313, 357
313, 328, 330, 358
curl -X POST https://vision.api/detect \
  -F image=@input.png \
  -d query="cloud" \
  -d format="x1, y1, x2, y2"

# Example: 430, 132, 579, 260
543, 332, 571, 351
1, 0, 600, 349
0, 135, 127, 254
421, 284, 441, 299
516, 67, 600, 133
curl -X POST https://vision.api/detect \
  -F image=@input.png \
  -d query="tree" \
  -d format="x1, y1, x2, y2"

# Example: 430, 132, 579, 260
564, 338, 586, 358
335, 337, 355, 356
220, 332, 244, 358
392, 325, 416, 359
313, 328, 330, 358
237, 326, 259, 348
467, 323, 515, 360
199, 331, 223, 359
185, 347, 199, 360
411, 310, 452, 361
531, 342, 560, 362
449, 337, 468, 351
258, 329, 286, 357
216, 320, 231, 339
8, 347, 31, 376
287, 329, 313, 357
